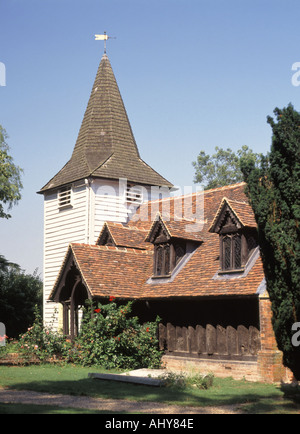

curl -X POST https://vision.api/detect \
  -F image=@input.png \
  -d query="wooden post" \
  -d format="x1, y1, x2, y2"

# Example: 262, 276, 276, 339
188, 326, 197, 353
237, 325, 249, 355
217, 325, 227, 355
176, 326, 183, 351
206, 324, 217, 355
249, 326, 261, 355
158, 324, 167, 351
196, 325, 206, 354
227, 326, 238, 355
167, 323, 176, 352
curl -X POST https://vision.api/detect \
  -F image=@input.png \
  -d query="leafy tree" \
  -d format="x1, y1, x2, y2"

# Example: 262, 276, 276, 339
192, 145, 264, 190
0, 125, 23, 218
241, 104, 300, 380
0, 259, 43, 338
0, 254, 20, 272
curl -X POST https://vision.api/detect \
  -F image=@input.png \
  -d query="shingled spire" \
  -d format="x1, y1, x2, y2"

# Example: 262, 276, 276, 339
40, 54, 173, 192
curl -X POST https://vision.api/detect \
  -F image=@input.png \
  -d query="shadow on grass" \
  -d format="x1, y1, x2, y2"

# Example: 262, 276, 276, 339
242, 398, 300, 414
4, 376, 284, 410
1, 365, 299, 413
0, 403, 121, 414
281, 383, 300, 403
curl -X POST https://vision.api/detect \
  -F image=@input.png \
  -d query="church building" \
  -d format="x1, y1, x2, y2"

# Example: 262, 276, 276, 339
38, 53, 173, 329
39, 51, 292, 383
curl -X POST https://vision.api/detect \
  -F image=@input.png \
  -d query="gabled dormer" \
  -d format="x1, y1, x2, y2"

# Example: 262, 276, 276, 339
145, 213, 202, 278
97, 222, 116, 247
209, 198, 258, 273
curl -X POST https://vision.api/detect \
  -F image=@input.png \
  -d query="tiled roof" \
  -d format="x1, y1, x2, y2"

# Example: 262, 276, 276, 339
39, 54, 173, 193
140, 238, 264, 299
54, 243, 153, 299
209, 197, 257, 232
144, 213, 203, 243
49, 183, 265, 301
129, 182, 253, 235
97, 222, 151, 250
226, 199, 257, 227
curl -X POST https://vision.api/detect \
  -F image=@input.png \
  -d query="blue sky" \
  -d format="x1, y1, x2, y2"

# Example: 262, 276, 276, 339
0, 0, 300, 274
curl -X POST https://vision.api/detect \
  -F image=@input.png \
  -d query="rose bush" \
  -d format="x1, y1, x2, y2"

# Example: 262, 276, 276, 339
16, 306, 72, 363
73, 300, 162, 369
15, 301, 163, 369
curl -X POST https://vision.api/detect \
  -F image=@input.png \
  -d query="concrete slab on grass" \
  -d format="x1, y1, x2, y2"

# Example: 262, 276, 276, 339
88, 369, 166, 387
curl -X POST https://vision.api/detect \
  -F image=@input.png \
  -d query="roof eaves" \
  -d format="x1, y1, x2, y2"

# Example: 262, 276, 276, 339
208, 197, 245, 233
144, 212, 171, 243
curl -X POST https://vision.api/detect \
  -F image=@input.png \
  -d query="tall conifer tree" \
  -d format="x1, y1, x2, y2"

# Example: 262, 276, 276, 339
241, 104, 300, 379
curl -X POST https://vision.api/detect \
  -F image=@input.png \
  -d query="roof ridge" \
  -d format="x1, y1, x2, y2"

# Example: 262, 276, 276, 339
110, 222, 148, 232
226, 198, 250, 205
142, 182, 246, 205
71, 242, 153, 255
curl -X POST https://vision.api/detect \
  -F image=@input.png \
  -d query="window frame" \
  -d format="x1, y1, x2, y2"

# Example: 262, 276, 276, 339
219, 228, 258, 274
221, 232, 243, 272
153, 242, 171, 277
152, 240, 186, 278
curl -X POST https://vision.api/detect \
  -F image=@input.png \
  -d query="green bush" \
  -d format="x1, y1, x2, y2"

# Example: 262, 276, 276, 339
16, 306, 72, 363
73, 300, 162, 370
15, 301, 163, 370
158, 371, 214, 390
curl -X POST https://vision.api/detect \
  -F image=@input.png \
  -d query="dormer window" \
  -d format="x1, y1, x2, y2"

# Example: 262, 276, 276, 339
209, 198, 258, 274
145, 213, 202, 280
154, 243, 171, 277
153, 241, 186, 277
222, 233, 242, 271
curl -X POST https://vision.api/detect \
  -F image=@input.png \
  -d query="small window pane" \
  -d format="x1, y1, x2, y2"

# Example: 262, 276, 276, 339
224, 236, 231, 270
175, 244, 185, 265
247, 236, 257, 254
156, 245, 164, 276
164, 244, 170, 275
233, 234, 242, 269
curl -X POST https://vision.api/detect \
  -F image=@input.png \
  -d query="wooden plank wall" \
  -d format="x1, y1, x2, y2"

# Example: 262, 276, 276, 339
43, 183, 88, 328
159, 323, 261, 359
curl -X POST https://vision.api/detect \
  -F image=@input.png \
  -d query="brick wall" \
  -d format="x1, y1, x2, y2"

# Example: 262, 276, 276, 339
258, 295, 293, 383
162, 355, 260, 382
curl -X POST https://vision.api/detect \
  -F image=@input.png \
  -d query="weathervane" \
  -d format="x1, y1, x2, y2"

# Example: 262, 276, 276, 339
95, 31, 116, 54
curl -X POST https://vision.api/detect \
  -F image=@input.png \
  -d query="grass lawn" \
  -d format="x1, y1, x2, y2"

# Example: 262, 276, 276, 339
0, 364, 299, 414
0, 403, 117, 414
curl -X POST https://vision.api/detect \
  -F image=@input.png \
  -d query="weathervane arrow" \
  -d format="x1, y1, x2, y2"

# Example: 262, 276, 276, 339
95, 31, 116, 54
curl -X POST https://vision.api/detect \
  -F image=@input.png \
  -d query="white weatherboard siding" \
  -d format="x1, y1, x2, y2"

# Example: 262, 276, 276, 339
43, 178, 140, 329
92, 179, 140, 242
43, 182, 89, 328
43, 177, 171, 330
